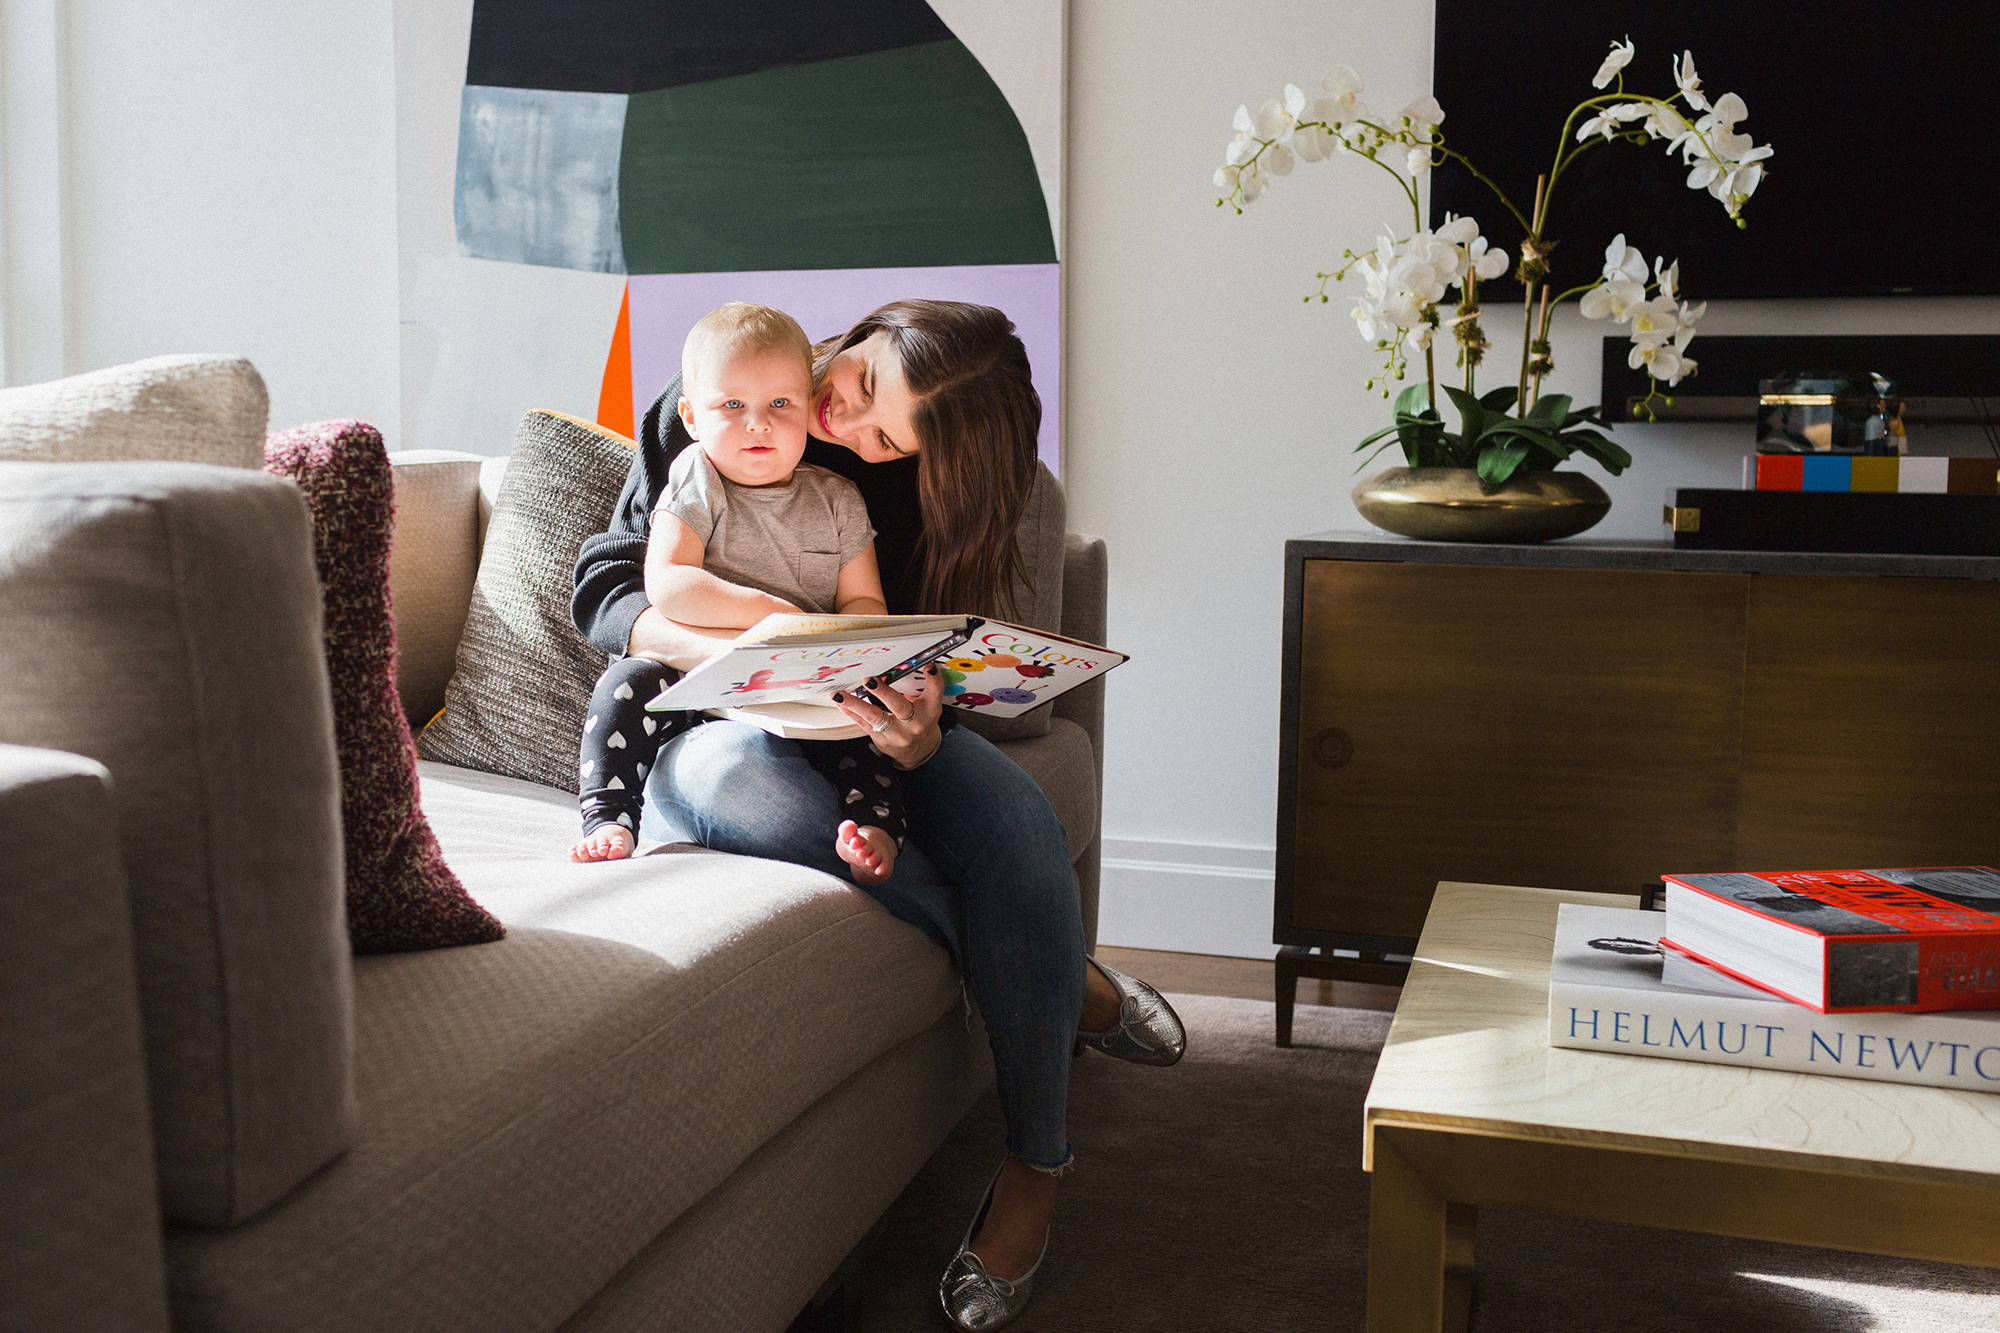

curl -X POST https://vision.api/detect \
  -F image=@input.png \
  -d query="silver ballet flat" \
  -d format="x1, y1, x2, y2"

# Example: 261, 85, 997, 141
1078, 956, 1187, 1066
938, 1164, 1047, 1331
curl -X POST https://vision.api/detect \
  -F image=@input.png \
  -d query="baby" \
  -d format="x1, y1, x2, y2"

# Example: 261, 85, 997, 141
569, 303, 908, 885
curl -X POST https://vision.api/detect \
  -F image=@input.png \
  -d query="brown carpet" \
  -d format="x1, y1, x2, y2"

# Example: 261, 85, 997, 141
841, 995, 2000, 1332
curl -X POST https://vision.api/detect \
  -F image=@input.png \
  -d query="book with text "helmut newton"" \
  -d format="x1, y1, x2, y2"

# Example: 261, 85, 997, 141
1549, 903, 2000, 1094
643, 613, 1126, 740
1661, 868, 2000, 1013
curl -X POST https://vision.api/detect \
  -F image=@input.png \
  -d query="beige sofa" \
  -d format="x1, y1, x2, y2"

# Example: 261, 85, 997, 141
0, 357, 1107, 1333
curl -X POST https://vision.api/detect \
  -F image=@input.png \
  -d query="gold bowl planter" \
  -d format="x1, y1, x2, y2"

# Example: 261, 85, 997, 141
1352, 466, 1612, 543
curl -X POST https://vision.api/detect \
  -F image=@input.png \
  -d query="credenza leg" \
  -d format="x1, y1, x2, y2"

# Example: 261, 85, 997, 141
1274, 946, 1302, 1046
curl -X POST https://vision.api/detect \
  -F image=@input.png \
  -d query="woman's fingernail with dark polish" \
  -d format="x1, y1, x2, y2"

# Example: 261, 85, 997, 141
832, 692, 844, 702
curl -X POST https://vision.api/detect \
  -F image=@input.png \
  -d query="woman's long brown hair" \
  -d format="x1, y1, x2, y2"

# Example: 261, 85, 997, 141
812, 301, 1041, 617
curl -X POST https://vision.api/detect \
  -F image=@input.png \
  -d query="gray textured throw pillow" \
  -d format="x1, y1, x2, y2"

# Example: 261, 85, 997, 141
417, 411, 630, 792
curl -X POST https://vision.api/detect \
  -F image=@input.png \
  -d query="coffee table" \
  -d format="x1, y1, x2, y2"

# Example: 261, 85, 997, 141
1362, 881, 2000, 1333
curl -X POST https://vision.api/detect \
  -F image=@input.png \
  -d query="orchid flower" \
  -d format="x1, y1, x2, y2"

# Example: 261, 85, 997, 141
1673, 50, 1709, 112
1469, 236, 1510, 281
1321, 65, 1369, 123
1592, 37, 1635, 89
1577, 103, 1649, 142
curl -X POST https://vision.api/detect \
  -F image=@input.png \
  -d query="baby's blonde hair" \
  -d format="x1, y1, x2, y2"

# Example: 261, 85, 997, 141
682, 302, 813, 394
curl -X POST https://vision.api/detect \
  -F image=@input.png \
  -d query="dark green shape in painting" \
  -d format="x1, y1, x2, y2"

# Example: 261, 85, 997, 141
619, 39, 1056, 274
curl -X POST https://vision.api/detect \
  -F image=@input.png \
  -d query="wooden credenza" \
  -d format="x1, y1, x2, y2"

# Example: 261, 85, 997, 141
1275, 534, 2000, 955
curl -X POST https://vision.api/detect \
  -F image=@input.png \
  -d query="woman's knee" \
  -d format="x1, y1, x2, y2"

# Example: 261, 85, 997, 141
906, 731, 1069, 862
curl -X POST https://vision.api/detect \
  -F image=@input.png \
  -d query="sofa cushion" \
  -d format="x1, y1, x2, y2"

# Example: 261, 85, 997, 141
0, 462, 354, 1227
993, 716, 1098, 863
266, 422, 505, 954
385, 450, 485, 726
0, 355, 268, 468
0, 746, 170, 1333
163, 762, 962, 1333
417, 411, 632, 792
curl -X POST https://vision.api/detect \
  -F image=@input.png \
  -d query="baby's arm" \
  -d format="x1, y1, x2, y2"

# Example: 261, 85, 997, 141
644, 511, 800, 630
833, 543, 888, 617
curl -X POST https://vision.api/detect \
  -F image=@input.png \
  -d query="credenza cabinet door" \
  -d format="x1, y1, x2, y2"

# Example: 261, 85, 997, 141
1291, 561, 1749, 940
1737, 574, 2000, 870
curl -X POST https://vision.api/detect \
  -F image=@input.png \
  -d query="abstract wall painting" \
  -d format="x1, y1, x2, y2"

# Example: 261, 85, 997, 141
454, 0, 1064, 470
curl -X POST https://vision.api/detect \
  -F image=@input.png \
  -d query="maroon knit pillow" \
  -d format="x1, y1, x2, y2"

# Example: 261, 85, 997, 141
265, 421, 505, 954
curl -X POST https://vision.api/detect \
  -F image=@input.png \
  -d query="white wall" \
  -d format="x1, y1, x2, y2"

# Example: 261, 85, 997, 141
2, 0, 402, 439
393, 0, 625, 458
1066, 0, 2000, 958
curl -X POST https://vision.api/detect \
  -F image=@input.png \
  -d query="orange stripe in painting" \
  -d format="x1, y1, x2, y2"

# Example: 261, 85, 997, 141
596, 282, 635, 440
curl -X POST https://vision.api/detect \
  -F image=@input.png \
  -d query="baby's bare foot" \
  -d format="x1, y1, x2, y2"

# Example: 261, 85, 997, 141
569, 824, 635, 863
836, 819, 897, 887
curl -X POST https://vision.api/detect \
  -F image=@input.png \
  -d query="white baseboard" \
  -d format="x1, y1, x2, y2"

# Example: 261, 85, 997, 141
1095, 838, 1277, 960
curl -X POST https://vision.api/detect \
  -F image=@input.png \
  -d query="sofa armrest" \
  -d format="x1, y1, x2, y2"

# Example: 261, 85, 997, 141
388, 450, 486, 726
1052, 534, 1106, 773
1052, 534, 1107, 948
0, 745, 170, 1332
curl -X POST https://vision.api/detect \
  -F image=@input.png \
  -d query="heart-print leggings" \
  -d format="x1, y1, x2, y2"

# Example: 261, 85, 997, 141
578, 655, 907, 853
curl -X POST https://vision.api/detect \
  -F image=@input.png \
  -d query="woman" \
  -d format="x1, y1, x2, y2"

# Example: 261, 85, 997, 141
572, 300, 1184, 1329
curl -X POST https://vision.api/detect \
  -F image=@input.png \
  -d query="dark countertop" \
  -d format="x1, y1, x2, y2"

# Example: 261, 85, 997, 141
1288, 532, 2000, 579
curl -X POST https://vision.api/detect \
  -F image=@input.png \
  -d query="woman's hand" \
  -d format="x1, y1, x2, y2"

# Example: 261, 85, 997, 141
832, 666, 946, 769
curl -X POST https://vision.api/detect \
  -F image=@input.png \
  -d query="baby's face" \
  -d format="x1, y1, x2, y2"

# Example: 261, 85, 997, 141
678, 348, 813, 487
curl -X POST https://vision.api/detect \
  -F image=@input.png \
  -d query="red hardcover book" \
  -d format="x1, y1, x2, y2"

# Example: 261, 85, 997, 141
1660, 868, 2000, 1013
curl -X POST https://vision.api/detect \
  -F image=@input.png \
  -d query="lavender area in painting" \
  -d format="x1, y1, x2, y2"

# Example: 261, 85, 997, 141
627, 264, 1060, 474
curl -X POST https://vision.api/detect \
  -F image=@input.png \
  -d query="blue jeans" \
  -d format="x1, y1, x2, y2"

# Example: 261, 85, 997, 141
641, 722, 1085, 1170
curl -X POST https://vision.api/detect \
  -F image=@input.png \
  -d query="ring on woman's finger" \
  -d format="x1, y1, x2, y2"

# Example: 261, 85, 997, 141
871, 715, 892, 734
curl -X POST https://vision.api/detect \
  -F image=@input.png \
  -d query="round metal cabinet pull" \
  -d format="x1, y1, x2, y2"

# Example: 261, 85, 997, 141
1312, 727, 1353, 769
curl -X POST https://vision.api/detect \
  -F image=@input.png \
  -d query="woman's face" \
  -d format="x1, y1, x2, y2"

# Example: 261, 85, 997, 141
812, 330, 921, 463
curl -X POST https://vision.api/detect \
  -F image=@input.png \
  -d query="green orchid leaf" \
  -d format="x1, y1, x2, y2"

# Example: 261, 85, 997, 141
1527, 393, 1573, 425
1482, 421, 1559, 447
1393, 383, 1431, 418
1355, 422, 1406, 451
1354, 438, 1403, 471
1568, 436, 1632, 472
1564, 434, 1633, 475
1476, 441, 1531, 485
1443, 385, 1489, 444
1479, 386, 1519, 413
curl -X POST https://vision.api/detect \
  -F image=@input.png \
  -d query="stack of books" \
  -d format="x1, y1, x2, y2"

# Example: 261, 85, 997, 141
1548, 867, 2000, 1092
1742, 455, 2000, 494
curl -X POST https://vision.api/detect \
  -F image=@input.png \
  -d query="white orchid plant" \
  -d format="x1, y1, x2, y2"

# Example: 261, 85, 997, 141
1215, 40, 1771, 485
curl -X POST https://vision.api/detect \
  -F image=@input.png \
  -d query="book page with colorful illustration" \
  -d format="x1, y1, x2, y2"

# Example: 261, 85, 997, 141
644, 614, 974, 714
931, 622, 1126, 718
642, 613, 1127, 722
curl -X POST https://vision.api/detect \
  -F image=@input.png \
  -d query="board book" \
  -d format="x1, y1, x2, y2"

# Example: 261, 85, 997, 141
1661, 868, 2000, 1013
643, 613, 1126, 740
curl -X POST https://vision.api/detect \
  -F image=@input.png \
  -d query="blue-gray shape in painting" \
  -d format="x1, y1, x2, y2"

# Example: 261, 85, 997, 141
455, 85, 628, 273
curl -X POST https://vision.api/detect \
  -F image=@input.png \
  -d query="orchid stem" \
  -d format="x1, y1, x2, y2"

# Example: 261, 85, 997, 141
1530, 285, 1551, 404
1516, 174, 1547, 412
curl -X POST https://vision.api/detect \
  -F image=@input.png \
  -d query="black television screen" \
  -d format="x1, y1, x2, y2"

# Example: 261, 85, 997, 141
1428, 0, 1999, 300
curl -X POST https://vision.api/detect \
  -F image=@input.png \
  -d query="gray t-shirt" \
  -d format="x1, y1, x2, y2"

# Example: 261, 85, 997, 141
654, 448, 876, 614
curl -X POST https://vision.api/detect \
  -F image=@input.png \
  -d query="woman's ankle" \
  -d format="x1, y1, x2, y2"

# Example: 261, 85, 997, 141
1078, 957, 1121, 1032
